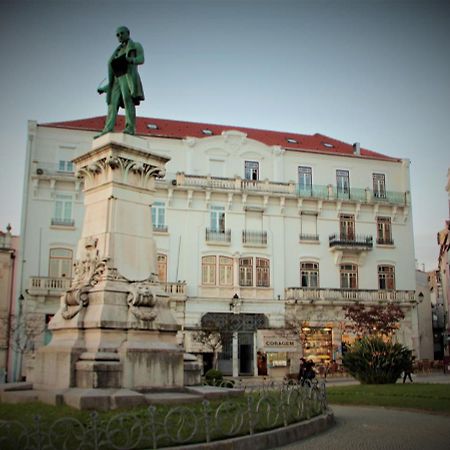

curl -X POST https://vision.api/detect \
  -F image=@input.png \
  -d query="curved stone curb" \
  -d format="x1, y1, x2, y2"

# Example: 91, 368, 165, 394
166, 411, 335, 450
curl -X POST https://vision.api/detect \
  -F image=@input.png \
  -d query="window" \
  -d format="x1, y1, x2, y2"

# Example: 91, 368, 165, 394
300, 212, 318, 241
210, 206, 225, 233
378, 265, 395, 290
157, 254, 167, 283
301, 262, 319, 287
336, 169, 350, 198
202, 256, 216, 285
339, 214, 355, 240
256, 258, 270, 287
219, 256, 233, 286
239, 257, 254, 287
377, 217, 392, 245
53, 194, 73, 226
49, 248, 73, 278
340, 264, 358, 289
298, 166, 312, 193
373, 173, 386, 198
245, 161, 259, 181
58, 160, 74, 172
152, 201, 166, 231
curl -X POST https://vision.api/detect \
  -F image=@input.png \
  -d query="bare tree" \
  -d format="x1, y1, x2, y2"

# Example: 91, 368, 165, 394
192, 326, 230, 370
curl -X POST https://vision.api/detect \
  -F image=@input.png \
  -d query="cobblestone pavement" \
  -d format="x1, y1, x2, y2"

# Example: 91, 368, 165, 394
278, 405, 450, 450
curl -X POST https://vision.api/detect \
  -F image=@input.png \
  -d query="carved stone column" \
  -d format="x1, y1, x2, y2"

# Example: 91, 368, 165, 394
33, 134, 184, 390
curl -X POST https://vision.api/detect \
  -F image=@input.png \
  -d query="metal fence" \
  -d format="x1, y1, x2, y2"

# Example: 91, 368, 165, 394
0, 382, 327, 450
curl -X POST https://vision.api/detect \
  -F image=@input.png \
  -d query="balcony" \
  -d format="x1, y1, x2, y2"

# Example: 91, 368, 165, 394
242, 230, 267, 247
329, 233, 373, 250
153, 224, 168, 233
28, 276, 72, 296
205, 228, 231, 245
34, 161, 76, 177
51, 218, 75, 227
299, 233, 319, 242
285, 287, 416, 304
172, 173, 409, 207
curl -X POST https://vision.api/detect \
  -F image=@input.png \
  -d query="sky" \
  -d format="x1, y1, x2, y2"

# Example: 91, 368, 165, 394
0, 0, 449, 271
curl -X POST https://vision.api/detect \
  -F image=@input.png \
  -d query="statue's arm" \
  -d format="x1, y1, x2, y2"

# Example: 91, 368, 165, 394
130, 42, 144, 65
97, 84, 109, 95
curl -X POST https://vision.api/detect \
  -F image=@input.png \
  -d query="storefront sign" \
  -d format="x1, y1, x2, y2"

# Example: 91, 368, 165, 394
257, 330, 300, 352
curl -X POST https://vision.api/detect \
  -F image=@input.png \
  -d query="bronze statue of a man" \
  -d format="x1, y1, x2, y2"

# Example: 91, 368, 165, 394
96, 26, 145, 138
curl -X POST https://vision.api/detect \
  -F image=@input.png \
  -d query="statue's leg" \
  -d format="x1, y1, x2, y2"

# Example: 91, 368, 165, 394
119, 77, 136, 135
95, 80, 121, 138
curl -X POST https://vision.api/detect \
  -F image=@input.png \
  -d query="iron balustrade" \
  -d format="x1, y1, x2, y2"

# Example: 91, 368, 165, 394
153, 224, 168, 233
299, 233, 320, 242
51, 218, 75, 227
329, 233, 373, 248
376, 237, 394, 245
285, 287, 416, 303
242, 230, 268, 245
205, 228, 231, 243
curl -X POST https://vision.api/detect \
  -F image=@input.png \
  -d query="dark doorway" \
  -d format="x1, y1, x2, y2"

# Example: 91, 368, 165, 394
239, 332, 253, 375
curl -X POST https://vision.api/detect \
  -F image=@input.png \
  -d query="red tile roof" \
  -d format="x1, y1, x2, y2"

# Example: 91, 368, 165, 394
40, 116, 399, 162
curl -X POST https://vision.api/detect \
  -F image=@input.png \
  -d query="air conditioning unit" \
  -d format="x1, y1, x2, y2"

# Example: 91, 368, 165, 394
36, 168, 44, 175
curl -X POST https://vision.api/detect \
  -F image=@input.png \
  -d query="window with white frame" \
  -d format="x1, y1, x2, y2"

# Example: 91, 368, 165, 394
340, 264, 358, 289
53, 194, 73, 226
300, 262, 319, 287
152, 201, 166, 231
49, 248, 73, 278
210, 206, 225, 233
201, 255, 233, 286
298, 166, 312, 192
300, 212, 318, 241
378, 265, 395, 290
58, 160, 74, 172
245, 161, 259, 181
373, 173, 386, 198
336, 169, 350, 197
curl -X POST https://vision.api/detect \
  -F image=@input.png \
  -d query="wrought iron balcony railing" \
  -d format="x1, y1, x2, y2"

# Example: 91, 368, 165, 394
205, 228, 231, 243
329, 233, 373, 249
242, 230, 268, 246
285, 287, 416, 303
153, 224, 168, 233
299, 233, 319, 242
376, 237, 394, 245
51, 218, 75, 227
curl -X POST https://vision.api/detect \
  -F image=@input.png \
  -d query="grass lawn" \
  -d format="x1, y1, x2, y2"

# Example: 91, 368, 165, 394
326, 383, 450, 414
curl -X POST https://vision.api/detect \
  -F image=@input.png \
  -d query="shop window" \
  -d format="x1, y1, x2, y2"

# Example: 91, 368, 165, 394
340, 264, 358, 289
302, 327, 332, 363
301, 262, 319, 287
267, 352, 287, 368
157, 254, 167, 283
378, 265, 395, 290
49, 248, 73, 278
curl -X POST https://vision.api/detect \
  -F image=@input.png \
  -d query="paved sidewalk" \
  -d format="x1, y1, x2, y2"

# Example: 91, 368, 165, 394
278, 404, 450, 450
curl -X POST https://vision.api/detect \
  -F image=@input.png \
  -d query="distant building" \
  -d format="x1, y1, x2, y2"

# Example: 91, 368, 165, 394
0, 224, 19, 382
437, 167, 450, 359
18, 116, 419, 379
415, 269, 433, 360
428, 270, 446, 360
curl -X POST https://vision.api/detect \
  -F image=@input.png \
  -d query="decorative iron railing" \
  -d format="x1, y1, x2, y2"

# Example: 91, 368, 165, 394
0, 382, 328, 450
329, 233, 373, 248
51, 218, 75, 227
242, 230, 268, 246
205, 228, 231, 243
299, 233, 320, 242
152, 224, 168, 233
285, 287, 416, 303
376, 237, 394, 245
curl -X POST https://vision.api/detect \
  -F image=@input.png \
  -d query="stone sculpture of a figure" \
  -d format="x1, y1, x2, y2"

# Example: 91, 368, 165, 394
96, 26, 144, 137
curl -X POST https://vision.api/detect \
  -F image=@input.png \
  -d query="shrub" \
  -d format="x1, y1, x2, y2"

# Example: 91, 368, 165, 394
343, 335, 412, 384
205, 368, 224, 386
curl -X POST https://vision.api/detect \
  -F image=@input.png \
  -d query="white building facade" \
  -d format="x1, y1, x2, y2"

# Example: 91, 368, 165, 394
17, 116, 418, 379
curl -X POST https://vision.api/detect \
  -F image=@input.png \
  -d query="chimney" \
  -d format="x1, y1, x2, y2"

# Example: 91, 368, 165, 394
353, 142, 361, 155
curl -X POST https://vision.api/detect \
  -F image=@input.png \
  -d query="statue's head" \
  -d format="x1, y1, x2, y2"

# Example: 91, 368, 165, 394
116, 26, 130, 43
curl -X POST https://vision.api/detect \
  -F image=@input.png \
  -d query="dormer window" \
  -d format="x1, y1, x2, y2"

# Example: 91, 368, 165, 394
286, 138, 298, 144
322, 142, 334, 148
147, 123, 158, 130
202, 129, 213, 136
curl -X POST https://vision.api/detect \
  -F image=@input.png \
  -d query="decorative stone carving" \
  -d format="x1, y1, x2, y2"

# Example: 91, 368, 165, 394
61, 238, 106, 320
127, 282, 158, 322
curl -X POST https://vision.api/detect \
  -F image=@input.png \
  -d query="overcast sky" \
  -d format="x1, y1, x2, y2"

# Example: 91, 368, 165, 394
0, 0, 449, 270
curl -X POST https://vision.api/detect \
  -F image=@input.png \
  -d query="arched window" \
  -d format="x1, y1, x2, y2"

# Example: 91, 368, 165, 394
340, 264, 358, 289
300, 262, 319, 287
157, 254, 167, 283
378, 265, 395, 290
49, 248, 73, 278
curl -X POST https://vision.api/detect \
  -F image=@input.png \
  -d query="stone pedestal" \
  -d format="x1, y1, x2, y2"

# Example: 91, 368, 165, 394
34, 133, 184, 390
